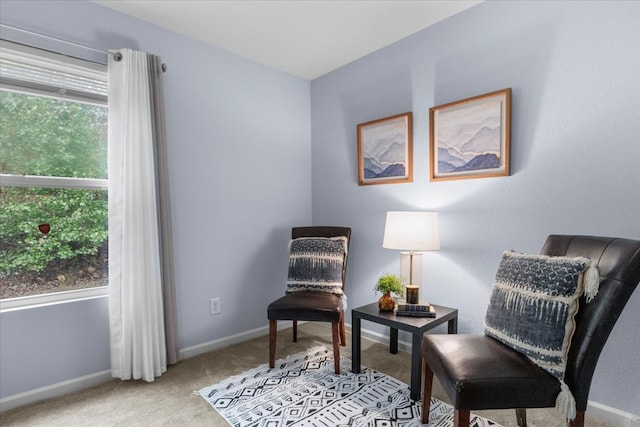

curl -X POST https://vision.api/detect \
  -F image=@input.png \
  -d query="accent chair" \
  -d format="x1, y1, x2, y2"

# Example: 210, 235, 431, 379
267, 226, 351, 374
421, 235, 640, 427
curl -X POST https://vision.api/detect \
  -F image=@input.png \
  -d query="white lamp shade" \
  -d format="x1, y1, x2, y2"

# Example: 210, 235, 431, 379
382, 211, 440, 251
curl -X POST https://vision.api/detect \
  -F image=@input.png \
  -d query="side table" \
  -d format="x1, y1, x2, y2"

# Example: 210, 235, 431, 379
351, 302, 458, 401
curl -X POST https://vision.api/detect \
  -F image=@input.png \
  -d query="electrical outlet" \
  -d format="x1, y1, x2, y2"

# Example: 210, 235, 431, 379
210, 297, 221, 315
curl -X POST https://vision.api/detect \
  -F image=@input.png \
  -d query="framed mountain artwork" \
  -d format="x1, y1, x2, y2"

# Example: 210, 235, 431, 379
357, 112, 413, 186
429, 88, 511, 182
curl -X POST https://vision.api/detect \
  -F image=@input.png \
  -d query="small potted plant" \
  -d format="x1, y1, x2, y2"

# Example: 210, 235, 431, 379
375, 273, 405, 312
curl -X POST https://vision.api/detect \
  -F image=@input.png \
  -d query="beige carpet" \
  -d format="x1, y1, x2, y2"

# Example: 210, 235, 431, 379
0, 322, 614, 427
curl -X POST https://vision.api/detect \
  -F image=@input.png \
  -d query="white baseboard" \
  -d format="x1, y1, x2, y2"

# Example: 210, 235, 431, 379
587, 400, 640, 427
178, 321, 293, 360
2, 322, 638, 427
0, 369, 112, 412
352, 323, 413, 353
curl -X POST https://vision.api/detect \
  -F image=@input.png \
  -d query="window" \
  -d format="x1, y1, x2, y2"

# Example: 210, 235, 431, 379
0, 40, 108, 308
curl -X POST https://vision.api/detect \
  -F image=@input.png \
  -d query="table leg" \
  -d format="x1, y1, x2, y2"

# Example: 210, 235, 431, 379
410, 331, 422, 401
448, 317, 458, 334
352, 315, 361, 373
390, 328, 398, 354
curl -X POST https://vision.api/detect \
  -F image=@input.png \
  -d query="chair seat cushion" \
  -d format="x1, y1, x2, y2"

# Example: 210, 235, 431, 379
267, 291, 343, 322
423, 334, 560, 410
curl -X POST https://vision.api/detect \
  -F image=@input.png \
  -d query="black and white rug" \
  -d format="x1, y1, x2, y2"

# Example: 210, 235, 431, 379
199, 346, 501, 427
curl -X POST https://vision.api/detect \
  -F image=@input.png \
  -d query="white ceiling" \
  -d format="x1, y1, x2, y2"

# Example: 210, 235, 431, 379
93, 0, 482, 80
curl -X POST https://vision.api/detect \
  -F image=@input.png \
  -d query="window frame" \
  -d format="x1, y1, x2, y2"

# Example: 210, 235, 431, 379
0, 40, 109, 311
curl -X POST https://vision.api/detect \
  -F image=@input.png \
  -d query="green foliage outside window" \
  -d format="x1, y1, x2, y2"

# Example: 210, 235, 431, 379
0, 187, 107, 273
0, 91, 108, 297
0, 91, 107, 178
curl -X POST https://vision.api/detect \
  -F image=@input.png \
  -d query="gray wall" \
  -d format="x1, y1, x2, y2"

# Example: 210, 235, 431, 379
0, 0, 311, 399
311, 1, 640, 414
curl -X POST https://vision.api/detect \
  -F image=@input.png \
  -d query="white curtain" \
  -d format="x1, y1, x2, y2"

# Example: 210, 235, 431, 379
108, 49, 177, 382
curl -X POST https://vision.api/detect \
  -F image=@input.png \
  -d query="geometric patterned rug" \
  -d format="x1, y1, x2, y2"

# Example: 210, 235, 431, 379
199, 346, 501, 427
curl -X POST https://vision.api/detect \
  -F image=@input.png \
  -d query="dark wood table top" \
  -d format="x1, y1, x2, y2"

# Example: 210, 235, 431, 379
352, 302, 457, 332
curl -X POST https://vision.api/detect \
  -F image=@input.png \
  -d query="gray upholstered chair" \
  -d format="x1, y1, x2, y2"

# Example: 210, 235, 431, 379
267, 226, 351, 374
421, 235, 640, 427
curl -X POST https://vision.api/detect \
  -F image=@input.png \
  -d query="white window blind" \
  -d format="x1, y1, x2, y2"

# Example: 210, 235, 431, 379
0, 39, 107, 105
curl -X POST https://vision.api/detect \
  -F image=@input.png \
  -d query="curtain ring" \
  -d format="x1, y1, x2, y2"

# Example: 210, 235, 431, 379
161, 63, 167, 72
113, 52, 122, 62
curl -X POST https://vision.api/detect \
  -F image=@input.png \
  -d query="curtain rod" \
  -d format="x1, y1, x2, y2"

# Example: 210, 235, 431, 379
1, 23, 167, 72
112, 52, 167, 72
1, 23, 107, 55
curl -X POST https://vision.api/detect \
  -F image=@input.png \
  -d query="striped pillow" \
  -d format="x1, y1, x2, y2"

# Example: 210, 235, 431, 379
484, 250, 598, 420
286, 236, 347, 295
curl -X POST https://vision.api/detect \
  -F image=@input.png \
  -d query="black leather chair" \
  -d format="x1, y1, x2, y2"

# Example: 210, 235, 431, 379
268, 226, 351, 374
421, 235, 640, 427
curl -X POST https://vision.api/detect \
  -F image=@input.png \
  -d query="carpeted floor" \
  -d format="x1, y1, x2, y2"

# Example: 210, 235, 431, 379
0, 323, 614, 427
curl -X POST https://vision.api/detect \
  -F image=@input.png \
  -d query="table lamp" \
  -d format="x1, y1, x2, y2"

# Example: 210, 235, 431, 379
382, 211, 440, 304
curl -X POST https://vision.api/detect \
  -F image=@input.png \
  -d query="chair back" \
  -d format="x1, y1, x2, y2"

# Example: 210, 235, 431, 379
540, 235, 640, 410
292, 226, 352, 291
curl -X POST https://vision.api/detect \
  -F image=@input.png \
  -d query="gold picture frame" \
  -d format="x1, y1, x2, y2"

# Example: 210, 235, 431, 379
357, 112, 413, 186
429, 88, 511, 182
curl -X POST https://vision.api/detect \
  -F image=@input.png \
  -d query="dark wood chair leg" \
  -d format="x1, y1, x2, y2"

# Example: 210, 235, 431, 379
331, 322, 340, 373
292, 320, 298, 342
516, 408, 527, 427
568, 411, 585, 427
421, 356, 434, 424
269, 319, 277, 368
454, 409, 470, 427
339, 311, 347, 346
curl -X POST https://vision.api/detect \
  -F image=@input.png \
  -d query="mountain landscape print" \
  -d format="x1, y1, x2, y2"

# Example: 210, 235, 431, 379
358, 113, 412, 185
430, 89, 511, 181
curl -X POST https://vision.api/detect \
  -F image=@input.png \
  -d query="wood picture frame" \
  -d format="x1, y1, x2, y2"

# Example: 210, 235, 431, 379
357, 112, 413, 186
429, 88, 511, 182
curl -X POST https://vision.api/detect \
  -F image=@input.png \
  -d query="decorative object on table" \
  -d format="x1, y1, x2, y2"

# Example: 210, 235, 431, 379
199, 345, 501, 427
374, 272, 404, 312
405, 284, 419, 304
396, 299, 433, 311
357, 112, 413, 186
396, 299, 435, 317
396, 308, 436, 318
429, 88, 511, 182
396, 309, 436, 318
382, 211, 440, 302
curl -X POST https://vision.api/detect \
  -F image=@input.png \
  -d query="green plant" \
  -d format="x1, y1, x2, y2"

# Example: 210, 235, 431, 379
374, 273, 405, 296
0, 187, 108, 273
